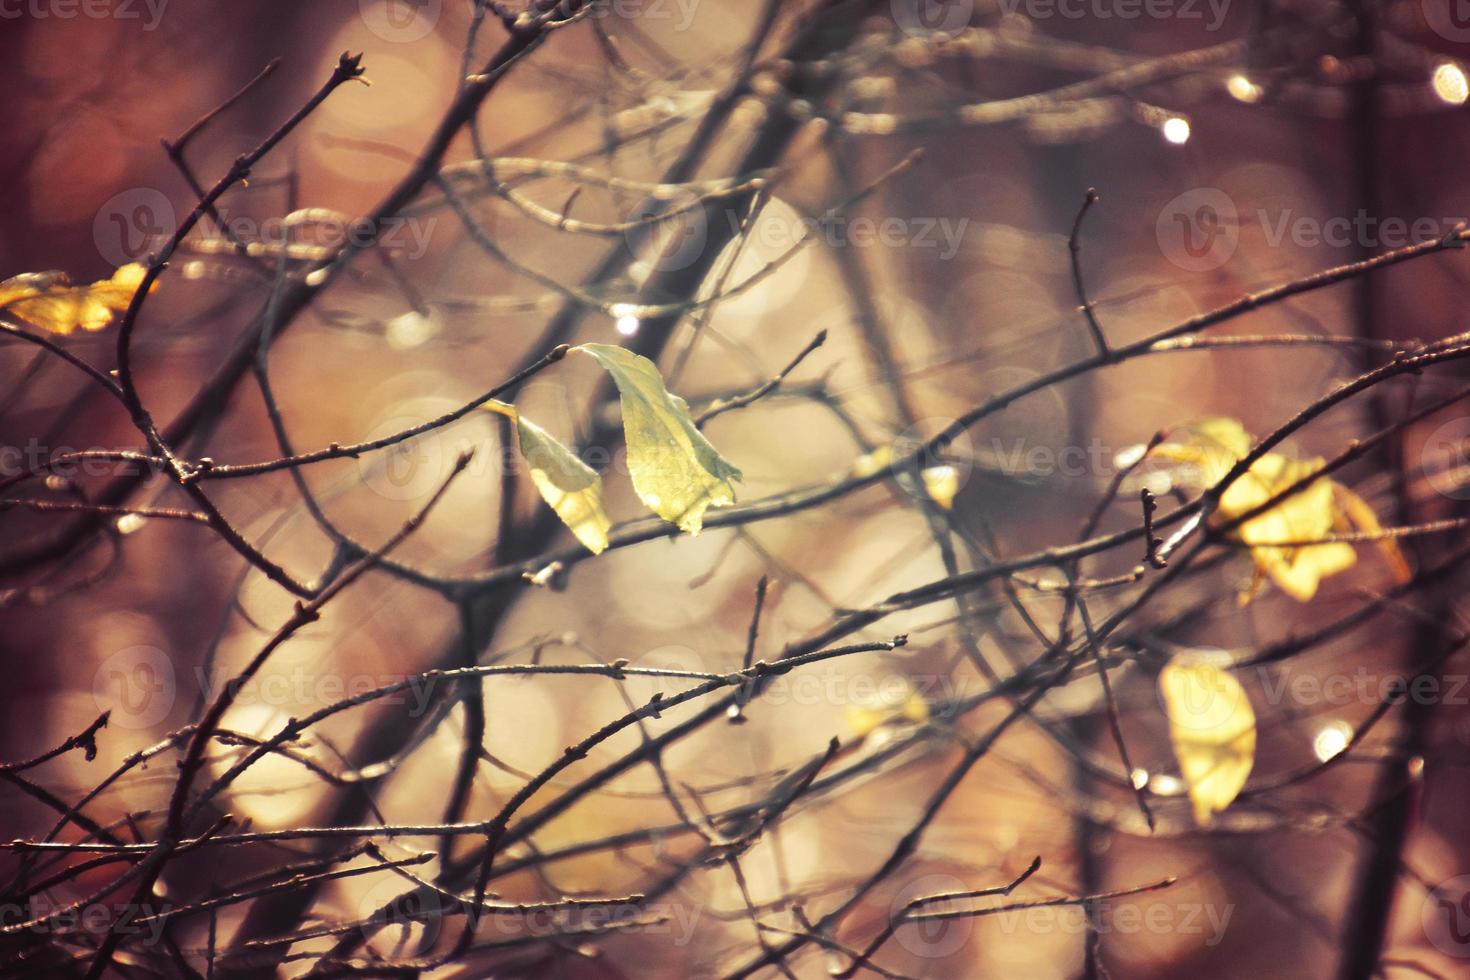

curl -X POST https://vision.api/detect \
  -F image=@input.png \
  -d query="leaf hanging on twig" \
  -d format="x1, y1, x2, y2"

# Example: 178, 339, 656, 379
0, 263, 151, 336
483, 401, 611, 555
1157, 417, 1409, 602
516, 414, 611, 555
576, 343, 742, 534
1159, 655, 1256, 825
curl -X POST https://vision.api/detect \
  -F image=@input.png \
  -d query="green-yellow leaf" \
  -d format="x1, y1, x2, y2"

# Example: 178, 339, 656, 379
516, 415, 610, 555
481, 399, 610, 555
576, 343, 742, 534
1159, 656, 1256, 825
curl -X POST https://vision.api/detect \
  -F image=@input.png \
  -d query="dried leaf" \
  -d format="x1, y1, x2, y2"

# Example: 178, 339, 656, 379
1158, 417, 1405, 602
576, 343, 742, 534
0, 263, 150, 336
1225, 453, 1355, 602
1159, 656, 1256, 825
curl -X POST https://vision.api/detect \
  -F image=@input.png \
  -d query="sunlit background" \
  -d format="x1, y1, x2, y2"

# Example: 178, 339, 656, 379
3, 1, 1470, 977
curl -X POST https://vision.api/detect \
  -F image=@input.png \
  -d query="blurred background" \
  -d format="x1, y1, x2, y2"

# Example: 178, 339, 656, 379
3, 1, 1470, 977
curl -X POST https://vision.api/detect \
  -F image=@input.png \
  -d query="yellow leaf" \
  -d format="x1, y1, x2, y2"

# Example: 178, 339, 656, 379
480, 400, 610, 555
0, 263, 151, 336
1159, 656, 1256, 825
576, 343, 742, 534
1159, 417, 1403, 602
1154, 416, 1252, 486
1226, 454, 1353, 603
516, 415, 611, 555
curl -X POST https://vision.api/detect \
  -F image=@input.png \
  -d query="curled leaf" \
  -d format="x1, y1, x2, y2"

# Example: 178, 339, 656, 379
576, 343, 741, 533
1225, 453, 1355, 603
516, 415, 611, 555
0, 263, 151, 336
1158, 417, 1407, 602
481, 400, 610, 555
1159, 655, 1256, 825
